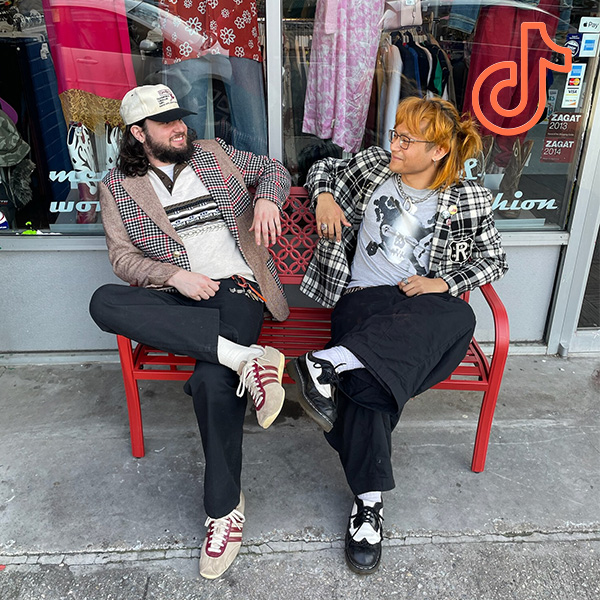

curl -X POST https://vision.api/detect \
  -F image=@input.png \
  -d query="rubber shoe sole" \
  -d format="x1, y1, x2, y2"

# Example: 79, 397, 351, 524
345, 537, 382, 575
286, 359, 334, 432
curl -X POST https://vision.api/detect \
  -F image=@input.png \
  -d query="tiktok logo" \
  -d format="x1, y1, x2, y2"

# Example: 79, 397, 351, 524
471, 22, 572, 136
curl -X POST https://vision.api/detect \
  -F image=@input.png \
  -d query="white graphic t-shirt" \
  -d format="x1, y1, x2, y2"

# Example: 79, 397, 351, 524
349, 177, 438, 288
149, 165, 254, 282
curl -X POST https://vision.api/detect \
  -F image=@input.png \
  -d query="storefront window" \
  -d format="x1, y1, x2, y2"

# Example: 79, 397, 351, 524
0, 0, 597, 235
281, 0, 599, 232
0, 0, 266, 234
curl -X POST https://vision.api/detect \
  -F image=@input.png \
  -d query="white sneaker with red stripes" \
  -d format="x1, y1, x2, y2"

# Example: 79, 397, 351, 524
199, 493, 245, 579
237, 345, 285, 429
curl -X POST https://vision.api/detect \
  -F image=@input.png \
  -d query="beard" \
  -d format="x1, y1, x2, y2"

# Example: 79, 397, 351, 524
144, 129, 195, 164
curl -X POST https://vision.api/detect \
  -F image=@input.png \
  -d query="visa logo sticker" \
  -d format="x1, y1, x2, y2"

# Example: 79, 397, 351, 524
562, 64, 587, 109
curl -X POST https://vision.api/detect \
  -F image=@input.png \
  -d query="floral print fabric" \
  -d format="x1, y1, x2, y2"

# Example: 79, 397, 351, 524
302, 0, 384, 153
159, 0, 262, 64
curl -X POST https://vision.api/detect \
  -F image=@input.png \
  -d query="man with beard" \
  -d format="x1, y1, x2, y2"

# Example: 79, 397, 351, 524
89, 84, 291, 579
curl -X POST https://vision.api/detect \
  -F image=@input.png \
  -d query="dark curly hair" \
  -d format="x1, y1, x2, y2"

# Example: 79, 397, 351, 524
117, 121, 150, 178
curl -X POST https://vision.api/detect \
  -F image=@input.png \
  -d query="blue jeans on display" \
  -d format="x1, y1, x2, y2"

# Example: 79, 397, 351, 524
164, 55, 268, 155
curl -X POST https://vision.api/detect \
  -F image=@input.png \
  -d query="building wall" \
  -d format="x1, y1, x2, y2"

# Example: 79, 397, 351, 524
0, 241, 561, 354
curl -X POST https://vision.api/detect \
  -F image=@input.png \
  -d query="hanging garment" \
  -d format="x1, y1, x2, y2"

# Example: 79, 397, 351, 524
302, 0, 385, 153
395, 39, 420, 100
158, 0, 267, 154
0, 36, 72, 212
159, 0, 262, 64
381, 43, 402, 150
0, 108, 35, 213
42, 0, 137, 130
462, 0, 561, 167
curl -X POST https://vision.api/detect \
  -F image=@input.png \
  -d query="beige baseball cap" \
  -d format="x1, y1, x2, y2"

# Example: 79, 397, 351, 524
120, 84, 195, 126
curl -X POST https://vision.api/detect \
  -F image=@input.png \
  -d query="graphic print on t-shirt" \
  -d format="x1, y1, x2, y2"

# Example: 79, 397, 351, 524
365, 194, 435, 275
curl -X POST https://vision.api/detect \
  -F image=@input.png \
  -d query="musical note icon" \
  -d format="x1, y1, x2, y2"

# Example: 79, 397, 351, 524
471, 22, 572, 137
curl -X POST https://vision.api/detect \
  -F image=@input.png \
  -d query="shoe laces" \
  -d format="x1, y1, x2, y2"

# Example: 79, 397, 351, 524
350, 504, 384, 541
236, 360, 266, 408
308, 354, 341, 388
204, 509, 245, 553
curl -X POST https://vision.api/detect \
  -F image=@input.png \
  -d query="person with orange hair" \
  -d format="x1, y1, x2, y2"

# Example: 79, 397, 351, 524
288, 96, 508, 574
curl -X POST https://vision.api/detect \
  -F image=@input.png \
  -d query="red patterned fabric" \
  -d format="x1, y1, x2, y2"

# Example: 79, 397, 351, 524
159, 0, 262, 64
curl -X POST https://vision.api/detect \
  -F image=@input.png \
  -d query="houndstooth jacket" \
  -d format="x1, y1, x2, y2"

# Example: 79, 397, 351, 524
99, 138, 291, 321
300, 146, 508, 308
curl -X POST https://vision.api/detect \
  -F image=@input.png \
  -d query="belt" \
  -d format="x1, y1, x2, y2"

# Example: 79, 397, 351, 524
342, 286, 367, 296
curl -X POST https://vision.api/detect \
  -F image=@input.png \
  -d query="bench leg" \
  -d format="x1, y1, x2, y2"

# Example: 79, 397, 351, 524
116, 335, 145, 458
471, 384, 501, 473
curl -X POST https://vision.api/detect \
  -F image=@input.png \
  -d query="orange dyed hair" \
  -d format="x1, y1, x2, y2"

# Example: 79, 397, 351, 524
395, 96, 482, 190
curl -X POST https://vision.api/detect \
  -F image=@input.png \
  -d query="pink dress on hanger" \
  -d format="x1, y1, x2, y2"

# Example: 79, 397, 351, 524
302, 0, 384, 153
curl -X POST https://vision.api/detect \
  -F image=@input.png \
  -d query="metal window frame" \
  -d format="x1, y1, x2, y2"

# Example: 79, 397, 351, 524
265, 0, 283, 161
546, 78, 600, 356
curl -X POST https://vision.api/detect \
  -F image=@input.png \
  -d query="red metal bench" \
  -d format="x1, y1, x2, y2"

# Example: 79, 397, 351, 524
116, 186, 509, 472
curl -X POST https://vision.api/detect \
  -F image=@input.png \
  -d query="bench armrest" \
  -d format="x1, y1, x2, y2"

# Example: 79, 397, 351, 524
479, 283, 510, 380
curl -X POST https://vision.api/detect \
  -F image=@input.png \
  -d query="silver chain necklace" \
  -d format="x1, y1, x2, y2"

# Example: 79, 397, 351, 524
394, 175, 439, 211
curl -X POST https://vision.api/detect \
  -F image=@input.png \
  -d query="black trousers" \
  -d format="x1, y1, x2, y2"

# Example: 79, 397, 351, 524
89, 282, 264, 518
324, 286, 476, 496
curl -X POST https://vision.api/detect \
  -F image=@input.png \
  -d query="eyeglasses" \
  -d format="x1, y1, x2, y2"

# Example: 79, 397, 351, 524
388, 130, 433, 149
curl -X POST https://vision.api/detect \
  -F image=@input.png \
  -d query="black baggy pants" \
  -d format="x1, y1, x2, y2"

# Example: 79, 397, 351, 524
324, 286, 476, 496
89, 282, 264, 518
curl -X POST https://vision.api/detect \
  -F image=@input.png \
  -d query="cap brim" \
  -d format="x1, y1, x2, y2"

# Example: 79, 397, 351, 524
147, 107, 196, 123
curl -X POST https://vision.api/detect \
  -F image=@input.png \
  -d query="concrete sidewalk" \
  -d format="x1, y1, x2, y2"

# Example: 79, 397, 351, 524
1, 355, 599, 599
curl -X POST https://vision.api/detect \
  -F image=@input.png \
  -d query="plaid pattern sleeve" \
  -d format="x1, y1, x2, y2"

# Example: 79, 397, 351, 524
215, 138, 291, 208
99, 177, 185, 289
304, 147, 391, 212
429, 182, 508, 296
300, 147, 392, 307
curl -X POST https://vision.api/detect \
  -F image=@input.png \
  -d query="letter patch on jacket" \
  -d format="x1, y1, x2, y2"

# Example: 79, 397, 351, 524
449, 239, 473, 263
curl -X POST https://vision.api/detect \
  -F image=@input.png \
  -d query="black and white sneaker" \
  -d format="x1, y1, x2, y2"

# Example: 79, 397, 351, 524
345, 497, 384, 574
286, 352, 338, 432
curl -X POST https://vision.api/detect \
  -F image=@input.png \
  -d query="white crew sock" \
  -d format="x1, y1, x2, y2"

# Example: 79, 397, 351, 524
313, 346, 365, 373
217, 336, 263, 372
358, 491, 382, 505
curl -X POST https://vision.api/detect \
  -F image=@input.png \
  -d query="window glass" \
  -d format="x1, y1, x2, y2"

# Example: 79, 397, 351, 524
281, 0, 600, 231
0, 0, 267, 234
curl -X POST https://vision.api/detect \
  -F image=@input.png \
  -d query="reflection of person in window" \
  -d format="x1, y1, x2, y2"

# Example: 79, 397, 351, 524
287, 97, 508, 576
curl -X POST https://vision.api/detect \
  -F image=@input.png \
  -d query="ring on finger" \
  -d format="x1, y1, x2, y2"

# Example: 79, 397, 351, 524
320, 223, 328, 233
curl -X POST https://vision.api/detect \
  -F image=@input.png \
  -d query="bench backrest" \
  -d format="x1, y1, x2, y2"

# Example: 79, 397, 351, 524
268, 186, 316, 285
